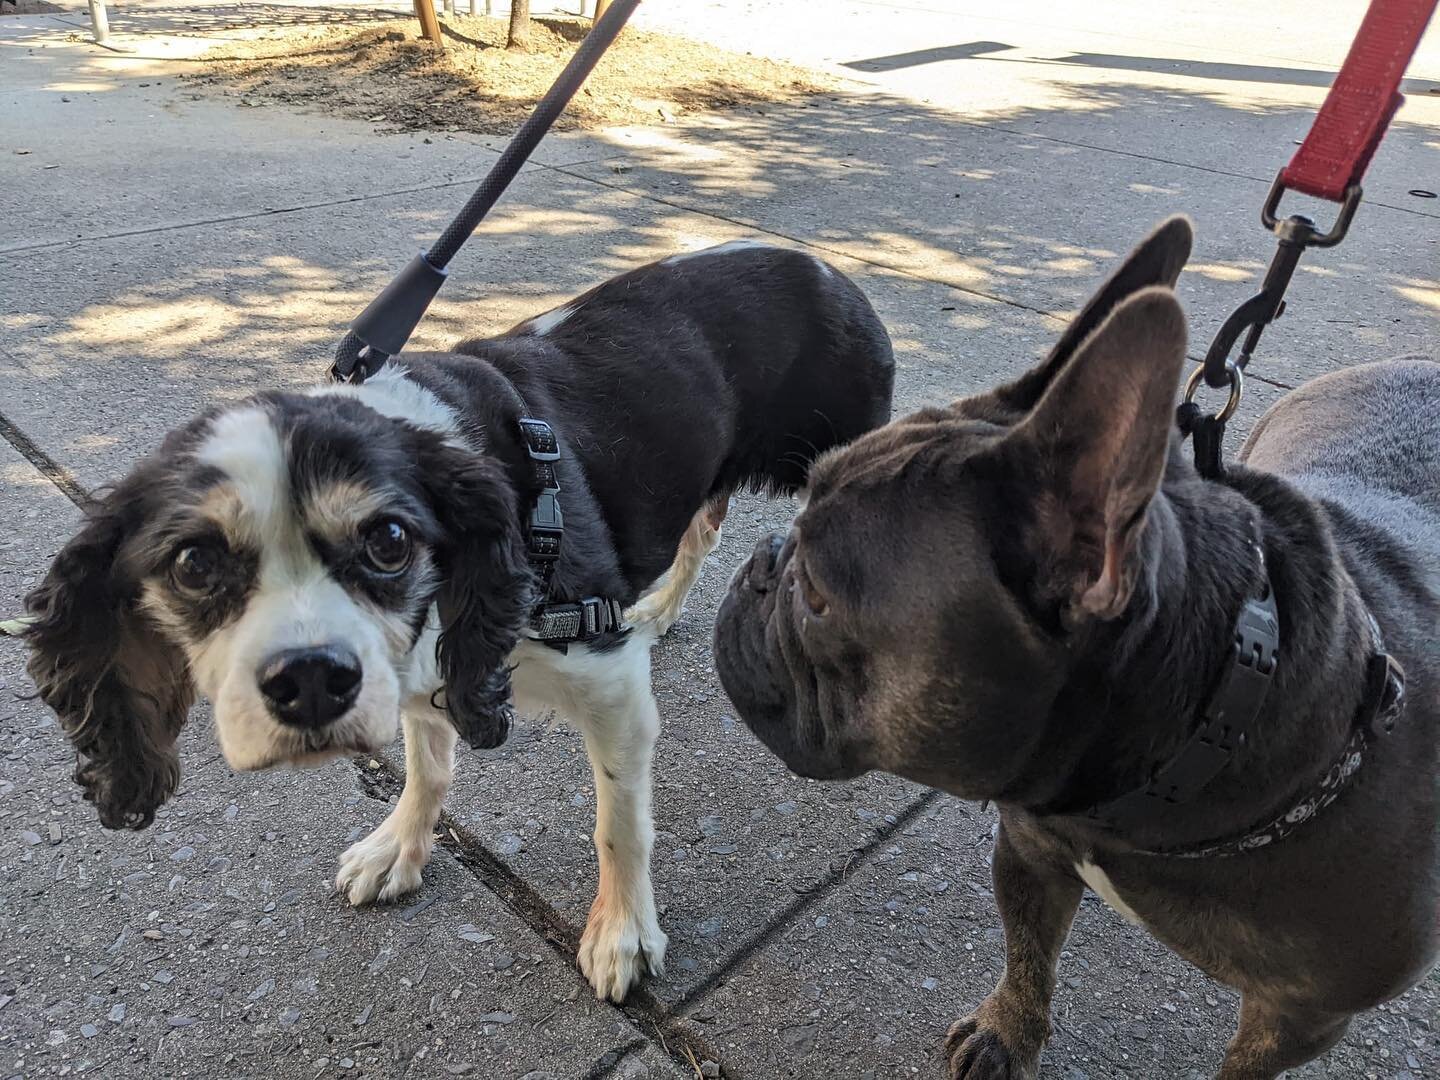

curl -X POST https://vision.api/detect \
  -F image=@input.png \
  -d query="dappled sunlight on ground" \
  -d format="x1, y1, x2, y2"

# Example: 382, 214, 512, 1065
42, 258, 375, 367
2, 8, 1434, 477
1188, 261, 1262, 283
0, 459, 56, 492
1397, 280, 1440, 312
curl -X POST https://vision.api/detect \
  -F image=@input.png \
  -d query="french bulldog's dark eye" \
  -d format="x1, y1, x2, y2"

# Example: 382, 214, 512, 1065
362, 519, 412, 574
795, 560, 830, 617
173, 543, 225, 594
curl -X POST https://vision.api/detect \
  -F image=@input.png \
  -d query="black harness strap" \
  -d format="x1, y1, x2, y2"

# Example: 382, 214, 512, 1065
1087, 570, 1280, 832
517, 418, 563, 594
515, 418, 626, 647
1083, 564, 1407, 857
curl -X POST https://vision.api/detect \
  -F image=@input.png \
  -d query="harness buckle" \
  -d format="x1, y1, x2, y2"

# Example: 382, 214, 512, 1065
529, 492, 563, 562
1361, 652, 1406, 737
517, 418, 561, 461
1085, 578, 1279, 829
529, 596, 626, 643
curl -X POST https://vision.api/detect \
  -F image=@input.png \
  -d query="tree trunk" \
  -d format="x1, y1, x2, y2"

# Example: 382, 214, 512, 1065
413, 0, 444, 46
506, 0, 531, 50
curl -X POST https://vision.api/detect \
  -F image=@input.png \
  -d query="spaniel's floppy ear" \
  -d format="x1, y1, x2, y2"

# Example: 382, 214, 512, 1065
24, 474, 195, 830
419, 437, 535, 750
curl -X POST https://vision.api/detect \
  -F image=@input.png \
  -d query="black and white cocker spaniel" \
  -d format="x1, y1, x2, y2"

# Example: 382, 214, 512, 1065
24, 240, 894, 1000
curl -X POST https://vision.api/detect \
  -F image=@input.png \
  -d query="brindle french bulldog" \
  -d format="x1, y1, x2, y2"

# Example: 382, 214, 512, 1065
714, 216, 1439, 1079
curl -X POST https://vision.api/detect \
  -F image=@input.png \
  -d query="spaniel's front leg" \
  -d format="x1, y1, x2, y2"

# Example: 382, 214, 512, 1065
336, 704, 455, 904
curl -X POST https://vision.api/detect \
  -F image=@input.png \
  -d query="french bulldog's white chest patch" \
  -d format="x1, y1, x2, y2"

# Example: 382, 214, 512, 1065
1076, 859, 1143, 925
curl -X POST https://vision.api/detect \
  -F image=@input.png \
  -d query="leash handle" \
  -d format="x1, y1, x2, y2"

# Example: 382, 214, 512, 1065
332, 0, 643, 382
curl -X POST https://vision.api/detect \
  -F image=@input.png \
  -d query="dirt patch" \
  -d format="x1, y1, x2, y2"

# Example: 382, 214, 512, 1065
1, 0, 65, 14
186, 15, 838, 134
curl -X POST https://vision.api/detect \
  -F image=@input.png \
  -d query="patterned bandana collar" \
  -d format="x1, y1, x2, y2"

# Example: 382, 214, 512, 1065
1140, 614, 1407, 860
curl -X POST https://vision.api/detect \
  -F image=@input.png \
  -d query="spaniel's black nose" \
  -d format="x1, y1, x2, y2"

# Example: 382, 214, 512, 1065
257, 646, 362, 728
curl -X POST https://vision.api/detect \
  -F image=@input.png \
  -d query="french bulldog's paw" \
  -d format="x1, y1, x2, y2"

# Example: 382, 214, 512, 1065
945, 1015, 1038, 1080
335, 822, 431, 906
578, 900, 668, 1002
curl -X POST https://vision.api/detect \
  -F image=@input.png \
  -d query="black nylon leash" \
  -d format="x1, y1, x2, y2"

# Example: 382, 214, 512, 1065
329, 0, 642, 384
327, 8, 641, 645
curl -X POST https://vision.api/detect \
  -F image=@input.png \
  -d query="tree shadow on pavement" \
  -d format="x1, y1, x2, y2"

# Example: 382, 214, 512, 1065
0, 65, 1436, 1080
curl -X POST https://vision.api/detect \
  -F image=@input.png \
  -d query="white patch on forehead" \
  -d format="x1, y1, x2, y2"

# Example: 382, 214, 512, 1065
197, 407, 290, 547
664, 238, 774, 264
525, 305, 575, 337
311, 364, 460, 440
197, 406, 316, 591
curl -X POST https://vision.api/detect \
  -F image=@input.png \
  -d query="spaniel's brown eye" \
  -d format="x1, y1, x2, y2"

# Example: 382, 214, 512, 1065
362, 519, 412, 574
795, 560, 830, 617
173, 543, 224, 594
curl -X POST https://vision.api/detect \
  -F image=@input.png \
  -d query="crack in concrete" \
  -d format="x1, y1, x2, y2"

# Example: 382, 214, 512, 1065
580, 1038, 650, 1079
0, 175, 502, 258
355, 750, 942, 1079
0, 410, 93, 509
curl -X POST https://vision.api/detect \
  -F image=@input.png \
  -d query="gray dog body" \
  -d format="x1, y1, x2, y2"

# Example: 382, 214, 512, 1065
715, 217, 1438, 1078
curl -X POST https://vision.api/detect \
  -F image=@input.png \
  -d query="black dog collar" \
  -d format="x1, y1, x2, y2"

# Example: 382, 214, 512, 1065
1084, 560, 1406, 858
515, 418, 626, 646
1145, 617, 1405, 860
1086, 569, 1281, 835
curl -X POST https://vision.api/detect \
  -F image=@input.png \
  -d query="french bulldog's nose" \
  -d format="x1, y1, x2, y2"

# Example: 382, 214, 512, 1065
257, 645, 362, 729
746, 531, 788, 592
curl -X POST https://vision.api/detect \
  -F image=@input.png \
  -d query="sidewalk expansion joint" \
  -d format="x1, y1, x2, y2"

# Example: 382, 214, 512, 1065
547, 165, 1063, 322
354, 751, 941, 1079
580, 1038, 648, 1080
670, 788, 943, 1017
352, 758, 729, 1077
0, 410, 92, 510
0, 175, 499, 258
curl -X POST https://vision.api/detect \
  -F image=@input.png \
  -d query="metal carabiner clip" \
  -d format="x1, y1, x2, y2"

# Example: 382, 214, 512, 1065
1199, 173, 1364, 391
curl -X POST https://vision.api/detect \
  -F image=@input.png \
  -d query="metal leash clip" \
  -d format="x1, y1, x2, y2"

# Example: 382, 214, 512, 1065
1182, 172, 1365, 479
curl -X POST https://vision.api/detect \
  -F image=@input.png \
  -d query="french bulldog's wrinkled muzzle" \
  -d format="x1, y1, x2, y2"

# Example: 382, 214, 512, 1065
715, 531, 866, 782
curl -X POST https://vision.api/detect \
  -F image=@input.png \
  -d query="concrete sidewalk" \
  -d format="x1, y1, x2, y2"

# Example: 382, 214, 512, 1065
1, 1, 1437, 1077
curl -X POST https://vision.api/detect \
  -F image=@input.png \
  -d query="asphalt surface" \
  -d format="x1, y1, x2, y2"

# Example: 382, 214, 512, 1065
1, 1, 1437, 1077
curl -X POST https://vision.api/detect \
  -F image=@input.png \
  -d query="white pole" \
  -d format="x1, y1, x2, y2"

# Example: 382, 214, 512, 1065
87, 0, 109, 43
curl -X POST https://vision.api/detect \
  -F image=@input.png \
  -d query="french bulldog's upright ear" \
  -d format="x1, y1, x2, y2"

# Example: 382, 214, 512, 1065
982, 216, 1193, 420
1001, 286, 1188, 620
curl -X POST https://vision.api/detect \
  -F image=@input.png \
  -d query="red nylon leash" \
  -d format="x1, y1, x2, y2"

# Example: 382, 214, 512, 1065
1282, 0, 1437, 202
1180, 0, 1438, 479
